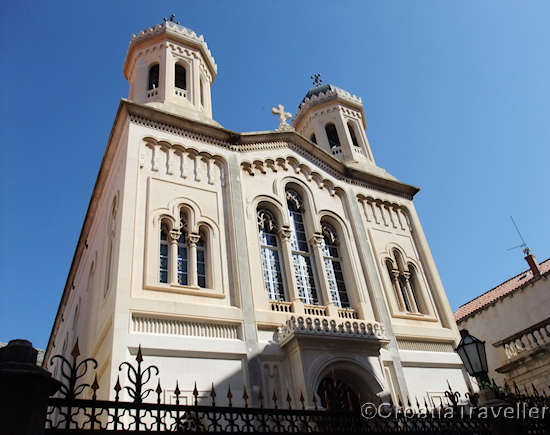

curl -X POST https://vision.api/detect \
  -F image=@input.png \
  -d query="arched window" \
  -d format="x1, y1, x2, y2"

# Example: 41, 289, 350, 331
325, 123, 341, 149
148, 64, 159, 90
347, 122, 360, 147
159, 223, 169, 283
257, 209, 285, 301
197, 230, 207, 288
200, 78, 205, 107
398, 275, 412, 312
407, 264, 424, 314
177, 210, 189, 285
286, 189, 319, 305
321, 223, 350, 308
175, 63, 187, 90
310, 134, 317, 144
385, 251, 423, 314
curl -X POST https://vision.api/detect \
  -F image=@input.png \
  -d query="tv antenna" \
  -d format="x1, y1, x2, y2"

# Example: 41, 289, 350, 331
507, 216, 530, 254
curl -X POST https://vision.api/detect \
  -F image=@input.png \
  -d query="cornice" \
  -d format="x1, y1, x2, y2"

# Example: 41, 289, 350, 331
124, 100, 419, 199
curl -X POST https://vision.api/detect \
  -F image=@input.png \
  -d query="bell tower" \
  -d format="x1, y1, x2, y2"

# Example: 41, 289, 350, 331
293, 77, 375, 168
123, 16, 218, 125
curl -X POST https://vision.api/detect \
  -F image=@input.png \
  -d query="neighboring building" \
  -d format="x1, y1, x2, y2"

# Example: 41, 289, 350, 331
44, 18, 469, 407
455, 250, 550, 391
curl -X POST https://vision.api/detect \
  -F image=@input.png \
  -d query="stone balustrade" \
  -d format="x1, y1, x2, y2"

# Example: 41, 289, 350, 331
499, 318, 550, 359
275, 314, 386, 347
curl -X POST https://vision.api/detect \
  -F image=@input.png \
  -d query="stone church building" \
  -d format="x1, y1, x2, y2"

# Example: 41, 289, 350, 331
44, 18, 469, 407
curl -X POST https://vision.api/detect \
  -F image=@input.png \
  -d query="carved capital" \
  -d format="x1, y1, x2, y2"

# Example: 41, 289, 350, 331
390, 269, 400, 279
402, 271, 411, 280
278, 226, 292, 241
188, 233, 200, 247
168, 229, 181, 243
309, 232, 324, 248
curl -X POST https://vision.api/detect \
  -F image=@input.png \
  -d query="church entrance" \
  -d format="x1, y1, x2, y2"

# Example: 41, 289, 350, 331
314, 361, 383, 413
317, 375, 361, 412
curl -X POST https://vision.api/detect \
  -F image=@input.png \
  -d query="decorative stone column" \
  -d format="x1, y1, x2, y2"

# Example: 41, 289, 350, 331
391, 269, 406, 311
169, 229, 181, 284
188, 233, 201, 287
278, 225, 299, 304
0, 339, 61, 435
309, 232, 335, 312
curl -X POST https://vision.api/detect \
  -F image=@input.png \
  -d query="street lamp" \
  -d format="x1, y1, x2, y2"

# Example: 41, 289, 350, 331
455, 329, 489, 384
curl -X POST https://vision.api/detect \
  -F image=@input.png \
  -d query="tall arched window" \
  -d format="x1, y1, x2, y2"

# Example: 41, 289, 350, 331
321, 223, 350, 308
177, 211, 188, 285
160, 223, 169, 283
148, 64, 159, 90
407, 263, 424, 314
175, 64, 187, 90
325, 123, 341, 149
286, 189, 319, 305
257, 209, 285, 301
398, 275, 412, 312
347, 122, 360, 147
200, 78, 205, 107
197, 230, 207, 288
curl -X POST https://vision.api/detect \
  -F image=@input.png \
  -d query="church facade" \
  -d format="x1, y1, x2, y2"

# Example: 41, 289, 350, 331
44, 19, 469, 407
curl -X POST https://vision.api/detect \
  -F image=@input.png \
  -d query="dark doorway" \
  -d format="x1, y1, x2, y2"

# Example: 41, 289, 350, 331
317, 375, 361, 412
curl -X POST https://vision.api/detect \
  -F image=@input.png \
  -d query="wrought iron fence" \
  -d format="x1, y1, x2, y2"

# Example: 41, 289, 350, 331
44, 341, 550, 433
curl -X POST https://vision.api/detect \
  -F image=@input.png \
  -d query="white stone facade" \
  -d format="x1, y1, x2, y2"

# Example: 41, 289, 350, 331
44, 19, 470, 408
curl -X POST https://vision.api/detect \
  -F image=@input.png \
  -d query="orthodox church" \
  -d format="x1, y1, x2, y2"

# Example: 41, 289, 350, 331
44, 17, 470, 407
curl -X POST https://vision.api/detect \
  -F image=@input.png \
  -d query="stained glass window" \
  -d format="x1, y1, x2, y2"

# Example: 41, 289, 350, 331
160, 224, 169, 284
287, 189, 318, 305
177, 211, 188, 285
197, 231, 206, 288
258, 209, 285, 301
321, 223, 350, 308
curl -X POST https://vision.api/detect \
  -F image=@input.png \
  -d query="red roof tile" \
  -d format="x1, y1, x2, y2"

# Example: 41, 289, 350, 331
454, 257, 550, 323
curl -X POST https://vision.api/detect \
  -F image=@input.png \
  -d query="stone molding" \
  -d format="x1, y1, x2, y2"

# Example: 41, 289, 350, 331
131, 313, 241, 340
275, 315, 386, 347
396, 339, 455, 353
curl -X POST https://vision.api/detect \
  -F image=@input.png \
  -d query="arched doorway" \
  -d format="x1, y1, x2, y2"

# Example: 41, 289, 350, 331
314, 361, 383, 412
317, 376, 361, 411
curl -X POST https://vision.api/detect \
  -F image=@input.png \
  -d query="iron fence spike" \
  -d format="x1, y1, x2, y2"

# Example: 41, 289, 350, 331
312, 394, 318, 410
227, 384, 233, 407
272, 391, 278, 409
258, 386, 264, 408
243, 384, 249, 408
71, 338, 80, 360
193, 381, 199, 405
286, 391, 292, 409
300, 391, 306, 410
136, 344, 143, 363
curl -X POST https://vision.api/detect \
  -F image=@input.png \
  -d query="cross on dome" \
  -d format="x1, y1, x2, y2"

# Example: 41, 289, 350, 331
271, 104, 292, 131
311, 73, 323, 87
163, 13, 179, 24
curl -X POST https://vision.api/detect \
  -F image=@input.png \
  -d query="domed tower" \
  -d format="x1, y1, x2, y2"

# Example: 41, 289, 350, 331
123, 16, 218, 125
293, 81, 375, 168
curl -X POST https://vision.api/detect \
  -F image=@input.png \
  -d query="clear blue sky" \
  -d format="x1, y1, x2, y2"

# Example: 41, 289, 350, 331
1, 1, 548, 349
